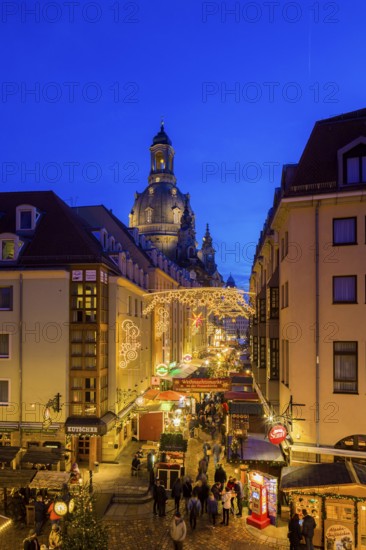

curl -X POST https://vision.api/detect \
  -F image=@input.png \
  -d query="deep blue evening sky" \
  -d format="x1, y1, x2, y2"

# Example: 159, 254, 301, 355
1, 1, 365, 287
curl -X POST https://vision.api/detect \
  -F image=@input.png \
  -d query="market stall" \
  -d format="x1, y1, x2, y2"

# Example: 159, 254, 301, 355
281, 462, 366, 549
156, 433, 187, 490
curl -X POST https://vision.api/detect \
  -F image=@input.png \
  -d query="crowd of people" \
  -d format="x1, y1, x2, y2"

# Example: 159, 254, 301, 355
188, 396, 228, 442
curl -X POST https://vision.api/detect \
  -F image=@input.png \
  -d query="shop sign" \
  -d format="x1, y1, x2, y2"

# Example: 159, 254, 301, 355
183, 354, 192, 362
268, 424, 287, 445
66, 426, 99, 434
173, 378, 231, 391
156, 363, 169, 376
168, 361, 177, 369
151, 376, 160, 386
325, 525, 353, 550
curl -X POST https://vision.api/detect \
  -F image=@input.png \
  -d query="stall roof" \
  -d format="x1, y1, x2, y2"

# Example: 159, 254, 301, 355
144, 389, 160, 400
0, 470, 36, 488
228, 435, 285, 464
21, 447, 65, 466
281, 464, 353, 490
29, 471, 71, 490
0, 446, 20, 463
229, 402, 263, 416
231, 376, 253, 384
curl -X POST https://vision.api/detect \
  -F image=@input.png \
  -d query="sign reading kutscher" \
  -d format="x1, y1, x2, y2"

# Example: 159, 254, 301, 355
173, 378, 231, 392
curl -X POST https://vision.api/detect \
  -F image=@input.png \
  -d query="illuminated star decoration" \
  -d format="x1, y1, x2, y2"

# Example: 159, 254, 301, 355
190, 312, 204, 328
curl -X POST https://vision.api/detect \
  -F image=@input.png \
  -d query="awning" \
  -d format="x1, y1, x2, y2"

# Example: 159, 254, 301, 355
144, 389, 160, 400
291, 443, 366, 460
65, 412, 116, 436
0, 446, 20, 463
225, 391, 258, 401
29, 471, 71, 490
231, 376, 253, 384
229, 402, 263, 415
21, 447, 65, 466
228, 435, 285, 464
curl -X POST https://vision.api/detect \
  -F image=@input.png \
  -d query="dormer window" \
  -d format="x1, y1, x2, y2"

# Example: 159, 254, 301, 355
338, 139, 366, 186
16, 204, 40, 231
172, 207, 181, 224
145, 207, 153, 224
99, 229, 108, 250
0, 234, 23, 261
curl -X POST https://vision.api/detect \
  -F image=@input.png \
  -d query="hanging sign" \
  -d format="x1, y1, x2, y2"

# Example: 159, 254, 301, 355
268, 424, 287, 445
156, 363, 169, 376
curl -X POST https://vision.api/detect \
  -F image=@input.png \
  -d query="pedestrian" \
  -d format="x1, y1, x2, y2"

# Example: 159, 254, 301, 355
221, 487, 232, 526
214, 463, 227, 486
171, 477, 183, 514
47, 500, 61, 526
170, 511, 187, 550
152, 478, 160, 515
198, 456, 208, 476
182, 477, 192, 513
147, 450, 155, 472
202, 441, 211, 463
226, 476, 236, 514
302, 509, 316, 550
131, 453, 141, 476
23, 529, 40, 550
288, 512, 302, 550
34, 494, 47, 536
207, 492, 218, 526
212, 441, 222, 467
233, 477, 244, 517
187, 494, 201, 530
48, 524, 62, 549
199, 480, 209, 515
157, 482, 168, 517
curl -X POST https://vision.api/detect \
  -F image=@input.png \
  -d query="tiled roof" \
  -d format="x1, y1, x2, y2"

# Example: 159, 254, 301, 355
0, 191, 117, 269
289, 108, 366, 189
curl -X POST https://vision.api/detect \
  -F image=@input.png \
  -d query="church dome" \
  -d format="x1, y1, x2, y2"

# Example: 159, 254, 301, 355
130, 182, 193, 234
152, 123, 172, 146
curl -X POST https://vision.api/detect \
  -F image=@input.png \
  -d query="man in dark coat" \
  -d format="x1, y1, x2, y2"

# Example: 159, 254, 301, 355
214, 463, 227, 485
34, 495, 47, 536
171, 477, 183, 514
23, 529, 40, 550
302, 509, 316, 550
157, 483, 168, 517
152, 479, 160, 515
288, 513, 302, 550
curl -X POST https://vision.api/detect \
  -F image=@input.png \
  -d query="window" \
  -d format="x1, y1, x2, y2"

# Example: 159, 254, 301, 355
281, 339, 289, 385
346, 156, 366, 184
128, 296, 132, 315
1, 240, 14, 260
269, 339, 279, 380
259, 299, 266, 323
259, 337, 266, 368
20, 210, 32, 230
269, 287, 279, 318
0, 380, 9, 404
333, 276, 357, 303
281, 231, 289, 260
145, 208, 153, 223
173, 208, 180, 224
334, 341, 357, 393
333, 218, 357, 245
0, 287, 12, 310
0, 335, 9, 358
281, 282, 289, 308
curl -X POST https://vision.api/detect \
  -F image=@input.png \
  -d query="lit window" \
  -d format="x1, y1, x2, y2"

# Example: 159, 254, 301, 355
333, 218, 357, 245
1, 240, 14, 260
145, 208, 153, 223
0, 335, 10, 359
0, 287, 12, 310
334, 341, 357, 393
333, 276, 357, 303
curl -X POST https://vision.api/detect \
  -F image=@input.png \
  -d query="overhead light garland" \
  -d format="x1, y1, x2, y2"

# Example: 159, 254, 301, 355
119, 319, 141, 369
142, 287, 255, 319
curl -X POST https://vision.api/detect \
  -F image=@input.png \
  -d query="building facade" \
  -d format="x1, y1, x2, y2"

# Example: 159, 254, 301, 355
250, 108, 366, 465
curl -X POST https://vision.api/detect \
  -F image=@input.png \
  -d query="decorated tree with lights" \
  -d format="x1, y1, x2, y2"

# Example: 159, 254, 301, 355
61, 485, 109, 550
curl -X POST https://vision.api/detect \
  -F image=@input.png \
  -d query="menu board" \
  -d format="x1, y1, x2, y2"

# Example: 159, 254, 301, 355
294, 495, 320, 522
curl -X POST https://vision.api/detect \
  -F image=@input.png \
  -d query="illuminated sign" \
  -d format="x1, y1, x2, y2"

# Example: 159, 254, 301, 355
183, 354, 192, 362
268, 424, 287, 445
156, 363, 169, 376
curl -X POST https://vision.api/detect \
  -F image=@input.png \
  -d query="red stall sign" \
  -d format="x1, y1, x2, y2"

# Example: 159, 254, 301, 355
268, 424, 287, 445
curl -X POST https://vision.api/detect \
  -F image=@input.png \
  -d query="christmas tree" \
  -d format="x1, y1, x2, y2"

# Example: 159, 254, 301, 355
61, 485, 109, 550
